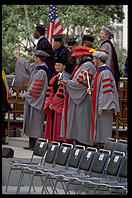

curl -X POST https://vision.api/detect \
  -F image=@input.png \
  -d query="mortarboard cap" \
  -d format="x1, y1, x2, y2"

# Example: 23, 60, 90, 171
92, 50, 108, 61
82, 35, 95, 42
101, 26, 114, 38
33, 50, 50, 57
53, 34, 64, 42
55, 56, 67, 65
66, 38, 76, 45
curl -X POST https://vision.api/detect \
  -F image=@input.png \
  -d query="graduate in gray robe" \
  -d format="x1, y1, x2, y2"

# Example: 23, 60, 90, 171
14, 49, 36, 85
88, 50, 120, 149
14, 50, 50, 149
60, 46, 96, 146
99, 26, 120, 87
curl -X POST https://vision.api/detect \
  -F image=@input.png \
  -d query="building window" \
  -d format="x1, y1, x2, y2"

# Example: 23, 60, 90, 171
114, 24, 123, 49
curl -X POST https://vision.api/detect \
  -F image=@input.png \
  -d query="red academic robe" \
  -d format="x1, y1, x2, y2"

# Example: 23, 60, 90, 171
43, 74, 72, 143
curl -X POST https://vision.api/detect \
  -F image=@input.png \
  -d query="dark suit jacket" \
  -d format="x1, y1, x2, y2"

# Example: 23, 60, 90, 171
36, 36, 56, 77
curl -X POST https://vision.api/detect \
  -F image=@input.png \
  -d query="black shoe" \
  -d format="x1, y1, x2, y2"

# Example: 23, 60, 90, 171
23, 145, 34, 150
2, 141, 8, 145
30, 147, 34, 151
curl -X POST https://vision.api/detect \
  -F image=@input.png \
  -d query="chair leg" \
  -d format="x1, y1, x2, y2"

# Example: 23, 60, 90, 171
16, 169, 24, 194
49, 177, 58, 194
79, 182, 84, 194
40, 176, 46, 193
61, 181, 68, 194
41, 175, 49, 194
5, 167, 12, 192
52, 179, 58, 194
29, 174, 36, 193
28, 173, 35, 194
64, 181, 70, 194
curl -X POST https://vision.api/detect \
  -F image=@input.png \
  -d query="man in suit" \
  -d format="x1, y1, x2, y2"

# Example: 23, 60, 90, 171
34, 24, 56, 77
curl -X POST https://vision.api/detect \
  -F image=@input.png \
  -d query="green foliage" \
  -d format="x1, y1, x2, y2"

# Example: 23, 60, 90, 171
115, 45, 127, 75
2, 5, 126, 74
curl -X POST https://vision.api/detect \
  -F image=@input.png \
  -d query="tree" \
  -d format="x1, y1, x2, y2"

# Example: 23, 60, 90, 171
2, 5, 126, 74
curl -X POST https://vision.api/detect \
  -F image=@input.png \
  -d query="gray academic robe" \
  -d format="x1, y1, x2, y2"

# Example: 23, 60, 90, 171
61, 60, 96, 146
23, 67, 48, 138
15, 57, 35, 85
100, 42, 113, 70
91, 66, 120, 144
100, 40, 120, 87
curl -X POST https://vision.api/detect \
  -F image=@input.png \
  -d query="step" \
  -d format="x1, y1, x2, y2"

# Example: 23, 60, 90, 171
6, 136, 29, 148
5, 127, 127, 148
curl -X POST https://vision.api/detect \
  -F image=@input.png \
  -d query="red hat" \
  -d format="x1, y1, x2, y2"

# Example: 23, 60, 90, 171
71, 46, 91, 56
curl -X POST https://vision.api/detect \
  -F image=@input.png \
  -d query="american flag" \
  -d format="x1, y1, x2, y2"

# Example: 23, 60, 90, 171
47, 5, 63, 45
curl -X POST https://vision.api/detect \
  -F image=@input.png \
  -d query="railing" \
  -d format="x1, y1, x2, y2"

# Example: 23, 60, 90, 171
7, 85, 27, 137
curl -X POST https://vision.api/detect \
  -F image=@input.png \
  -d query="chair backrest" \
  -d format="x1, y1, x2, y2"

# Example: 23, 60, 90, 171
31, 138, 48, 164
105, 151, 125, 177
67, 145, 85, 172
117, 155, 127, 180
104, 138, 117, 154
115, 139, 127, 154
44, 141, 60, 167
54, 143, 73, 169
79, 147, 97, 174
90, 149, 111, 177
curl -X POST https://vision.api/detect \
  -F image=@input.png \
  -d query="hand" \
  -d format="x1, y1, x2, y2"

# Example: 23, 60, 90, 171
49, 103, 54, 110
14, 49, 19, 58
22, 92, 26, 99
98, 109, 103, 115
59, 80, 67, 85
87, 88, 92, 94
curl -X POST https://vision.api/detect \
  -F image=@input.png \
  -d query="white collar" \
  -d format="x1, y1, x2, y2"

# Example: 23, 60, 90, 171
38, 35, 44, 42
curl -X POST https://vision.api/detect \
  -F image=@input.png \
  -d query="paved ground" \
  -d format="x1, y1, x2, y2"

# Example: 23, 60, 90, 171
2, 144, 33, 158
2, 186, 69, 194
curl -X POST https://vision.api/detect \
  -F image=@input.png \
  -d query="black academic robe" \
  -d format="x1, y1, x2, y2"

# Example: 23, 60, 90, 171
53, 45, 76, 74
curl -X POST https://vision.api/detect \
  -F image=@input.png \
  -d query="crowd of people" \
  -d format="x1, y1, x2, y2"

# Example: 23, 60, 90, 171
3, 24, 121, 149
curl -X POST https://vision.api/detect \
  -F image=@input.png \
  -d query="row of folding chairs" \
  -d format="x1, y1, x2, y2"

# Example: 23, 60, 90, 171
103, 138, 127, 156
4, 137, 127, 194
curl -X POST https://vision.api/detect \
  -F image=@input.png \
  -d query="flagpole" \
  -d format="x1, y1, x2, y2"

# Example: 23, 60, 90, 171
24, 5, 35, 50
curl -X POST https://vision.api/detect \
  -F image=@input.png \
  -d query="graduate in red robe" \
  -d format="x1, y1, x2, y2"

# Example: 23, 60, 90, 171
43, 56, 73, 143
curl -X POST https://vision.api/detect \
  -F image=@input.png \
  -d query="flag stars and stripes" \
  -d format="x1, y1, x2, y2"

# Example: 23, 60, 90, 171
49, 5, 59, 23
47, 5, 63, 45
